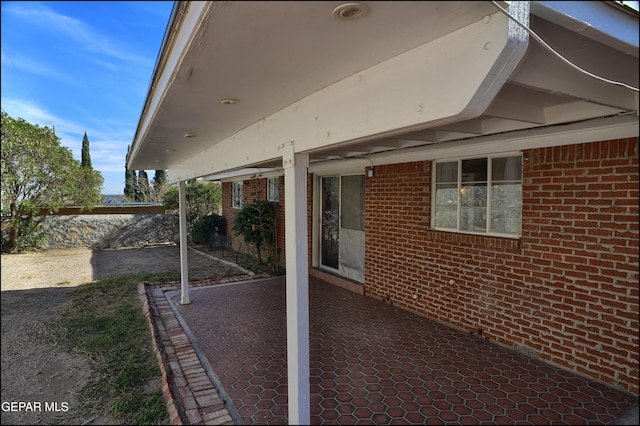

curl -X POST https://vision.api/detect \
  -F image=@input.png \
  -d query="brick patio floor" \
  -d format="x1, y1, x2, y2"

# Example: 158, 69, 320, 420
144, 276, 638, 425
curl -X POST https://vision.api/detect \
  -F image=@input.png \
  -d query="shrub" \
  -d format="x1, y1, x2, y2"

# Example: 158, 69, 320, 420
232, 199, 281, 273
191, 214, 226, 245
162, 180, 222, 239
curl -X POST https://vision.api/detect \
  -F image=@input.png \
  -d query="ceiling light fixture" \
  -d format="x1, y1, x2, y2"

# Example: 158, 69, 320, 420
220, 98, 239, 105
183, 133, 196, 138
332, 2, 369, 20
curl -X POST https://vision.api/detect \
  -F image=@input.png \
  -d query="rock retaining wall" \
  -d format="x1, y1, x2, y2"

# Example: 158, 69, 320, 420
39, 213, 178, 250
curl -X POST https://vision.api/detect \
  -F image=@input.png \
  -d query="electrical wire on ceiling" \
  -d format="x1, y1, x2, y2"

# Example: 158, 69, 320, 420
490, 0, 639, 92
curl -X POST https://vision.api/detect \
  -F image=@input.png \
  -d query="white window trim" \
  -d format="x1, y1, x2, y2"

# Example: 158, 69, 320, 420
267, 177, 280, 202
431, 153, 522, 239
232, 181, 243, 209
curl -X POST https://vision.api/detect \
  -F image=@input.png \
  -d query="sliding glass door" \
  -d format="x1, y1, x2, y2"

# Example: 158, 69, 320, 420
320, 175, 365, 282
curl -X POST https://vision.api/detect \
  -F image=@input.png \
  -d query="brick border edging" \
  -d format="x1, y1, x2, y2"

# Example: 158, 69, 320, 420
188, 246, 257, 276
138, 283, 184, 425
139, 273, 271, 425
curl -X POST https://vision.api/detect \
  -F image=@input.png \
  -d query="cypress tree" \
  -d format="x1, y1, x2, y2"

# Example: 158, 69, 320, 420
81, 132, 92, 168
152, 169, 168, 201
137, 170, 150, 202
153, 169, 167, 188
124, 145, 136, 201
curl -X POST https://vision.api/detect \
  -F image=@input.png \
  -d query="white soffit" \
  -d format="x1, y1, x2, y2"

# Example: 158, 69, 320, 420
131, 1, 638, 184
167, 5, 528, 183
129, 1, 512, 173
203, 168, 281, 182
531, 1, 639, 55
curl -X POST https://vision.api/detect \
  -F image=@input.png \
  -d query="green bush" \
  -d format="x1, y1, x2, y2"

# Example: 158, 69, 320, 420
192, 214, 226, 244
2, 218, 46, 253
162, 181, 221, 238
232, 199, 281, 272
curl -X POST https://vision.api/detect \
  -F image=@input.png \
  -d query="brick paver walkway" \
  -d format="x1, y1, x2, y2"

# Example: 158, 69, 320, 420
141, 274, 638, 425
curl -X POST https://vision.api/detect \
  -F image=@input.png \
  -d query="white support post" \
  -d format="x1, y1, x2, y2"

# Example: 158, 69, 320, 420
179, 180, 190, 305
282, 141, 310, 424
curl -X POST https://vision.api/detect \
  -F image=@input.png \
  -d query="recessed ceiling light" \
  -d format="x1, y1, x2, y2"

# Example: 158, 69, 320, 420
332, 2, 368, 20
220, 99, 239, 105
183, 133, 196, 138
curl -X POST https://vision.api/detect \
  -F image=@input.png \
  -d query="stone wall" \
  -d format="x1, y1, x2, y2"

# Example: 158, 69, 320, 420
39, 213, 178, 250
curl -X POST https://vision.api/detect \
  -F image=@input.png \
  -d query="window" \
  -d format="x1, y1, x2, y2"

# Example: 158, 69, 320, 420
433, 155, 522, 236
232, 181, 243, 209
267, 177, 280, 202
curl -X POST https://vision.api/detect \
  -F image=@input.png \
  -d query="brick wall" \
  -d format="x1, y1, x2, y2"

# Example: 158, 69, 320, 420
221, 181, 235, 244
221, 178, 286, 267
365, 137, 639, 394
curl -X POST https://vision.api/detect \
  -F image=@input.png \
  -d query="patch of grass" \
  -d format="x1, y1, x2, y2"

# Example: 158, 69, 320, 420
241, 263, 264, 275
51, 272, 176, 425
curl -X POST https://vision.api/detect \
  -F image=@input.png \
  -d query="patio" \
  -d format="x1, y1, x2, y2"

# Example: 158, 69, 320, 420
146, 275, 637, 425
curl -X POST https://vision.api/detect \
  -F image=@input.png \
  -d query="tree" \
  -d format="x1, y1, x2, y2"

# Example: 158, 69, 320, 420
153, 170, 167, 188
1, 111, 103, 252
162, 180, 222, 236
137, 170, 150, 201
152, 169, 168, 201
124, 168, 136, 201
81, 132, 92, 168
123, 145, 136, 201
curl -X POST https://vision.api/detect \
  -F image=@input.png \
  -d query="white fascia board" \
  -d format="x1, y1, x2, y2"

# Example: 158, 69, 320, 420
504, 40, 637, 111
366, 114, 639, 166
300, 114, 638, 174
202, 168, 280, 182
532, 1, 639, 55
168, 7, 528, 184
308, 159, 370, 176
129, 1, 210, 169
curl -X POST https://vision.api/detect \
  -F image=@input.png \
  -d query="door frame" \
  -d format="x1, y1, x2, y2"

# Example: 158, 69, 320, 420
312, 171, 366, 282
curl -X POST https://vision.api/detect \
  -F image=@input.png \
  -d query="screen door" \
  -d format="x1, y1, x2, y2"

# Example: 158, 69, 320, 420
320, 175, 365, 282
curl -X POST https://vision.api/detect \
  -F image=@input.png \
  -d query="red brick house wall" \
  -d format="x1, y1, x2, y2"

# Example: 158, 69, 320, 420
221, 177, 286, 267
222, 174, 316, 270
219, 138, 638, 394
365, 137, 639, 394
221, 181, 240, 249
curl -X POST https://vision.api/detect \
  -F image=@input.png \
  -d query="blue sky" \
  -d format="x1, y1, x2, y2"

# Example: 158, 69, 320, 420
1, 1, 174, 195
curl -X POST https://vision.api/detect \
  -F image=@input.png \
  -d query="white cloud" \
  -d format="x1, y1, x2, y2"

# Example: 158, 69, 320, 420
1, 2, 170, 196
0, 50, 81, 87
1, 98, 61, 132
2, 98, 131, 191
2, 2, 150, 66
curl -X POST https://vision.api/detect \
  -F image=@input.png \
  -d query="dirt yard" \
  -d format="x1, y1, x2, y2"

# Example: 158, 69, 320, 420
1, 245, 250, 425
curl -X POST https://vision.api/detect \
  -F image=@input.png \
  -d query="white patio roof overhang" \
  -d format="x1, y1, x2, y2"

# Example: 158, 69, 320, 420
127, 1, 639, 423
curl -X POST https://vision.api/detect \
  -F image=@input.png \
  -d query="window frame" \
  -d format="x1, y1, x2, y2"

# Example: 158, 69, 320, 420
232, 181, 243, 209
431, 153, 522, 238
267, 176, 280, 202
